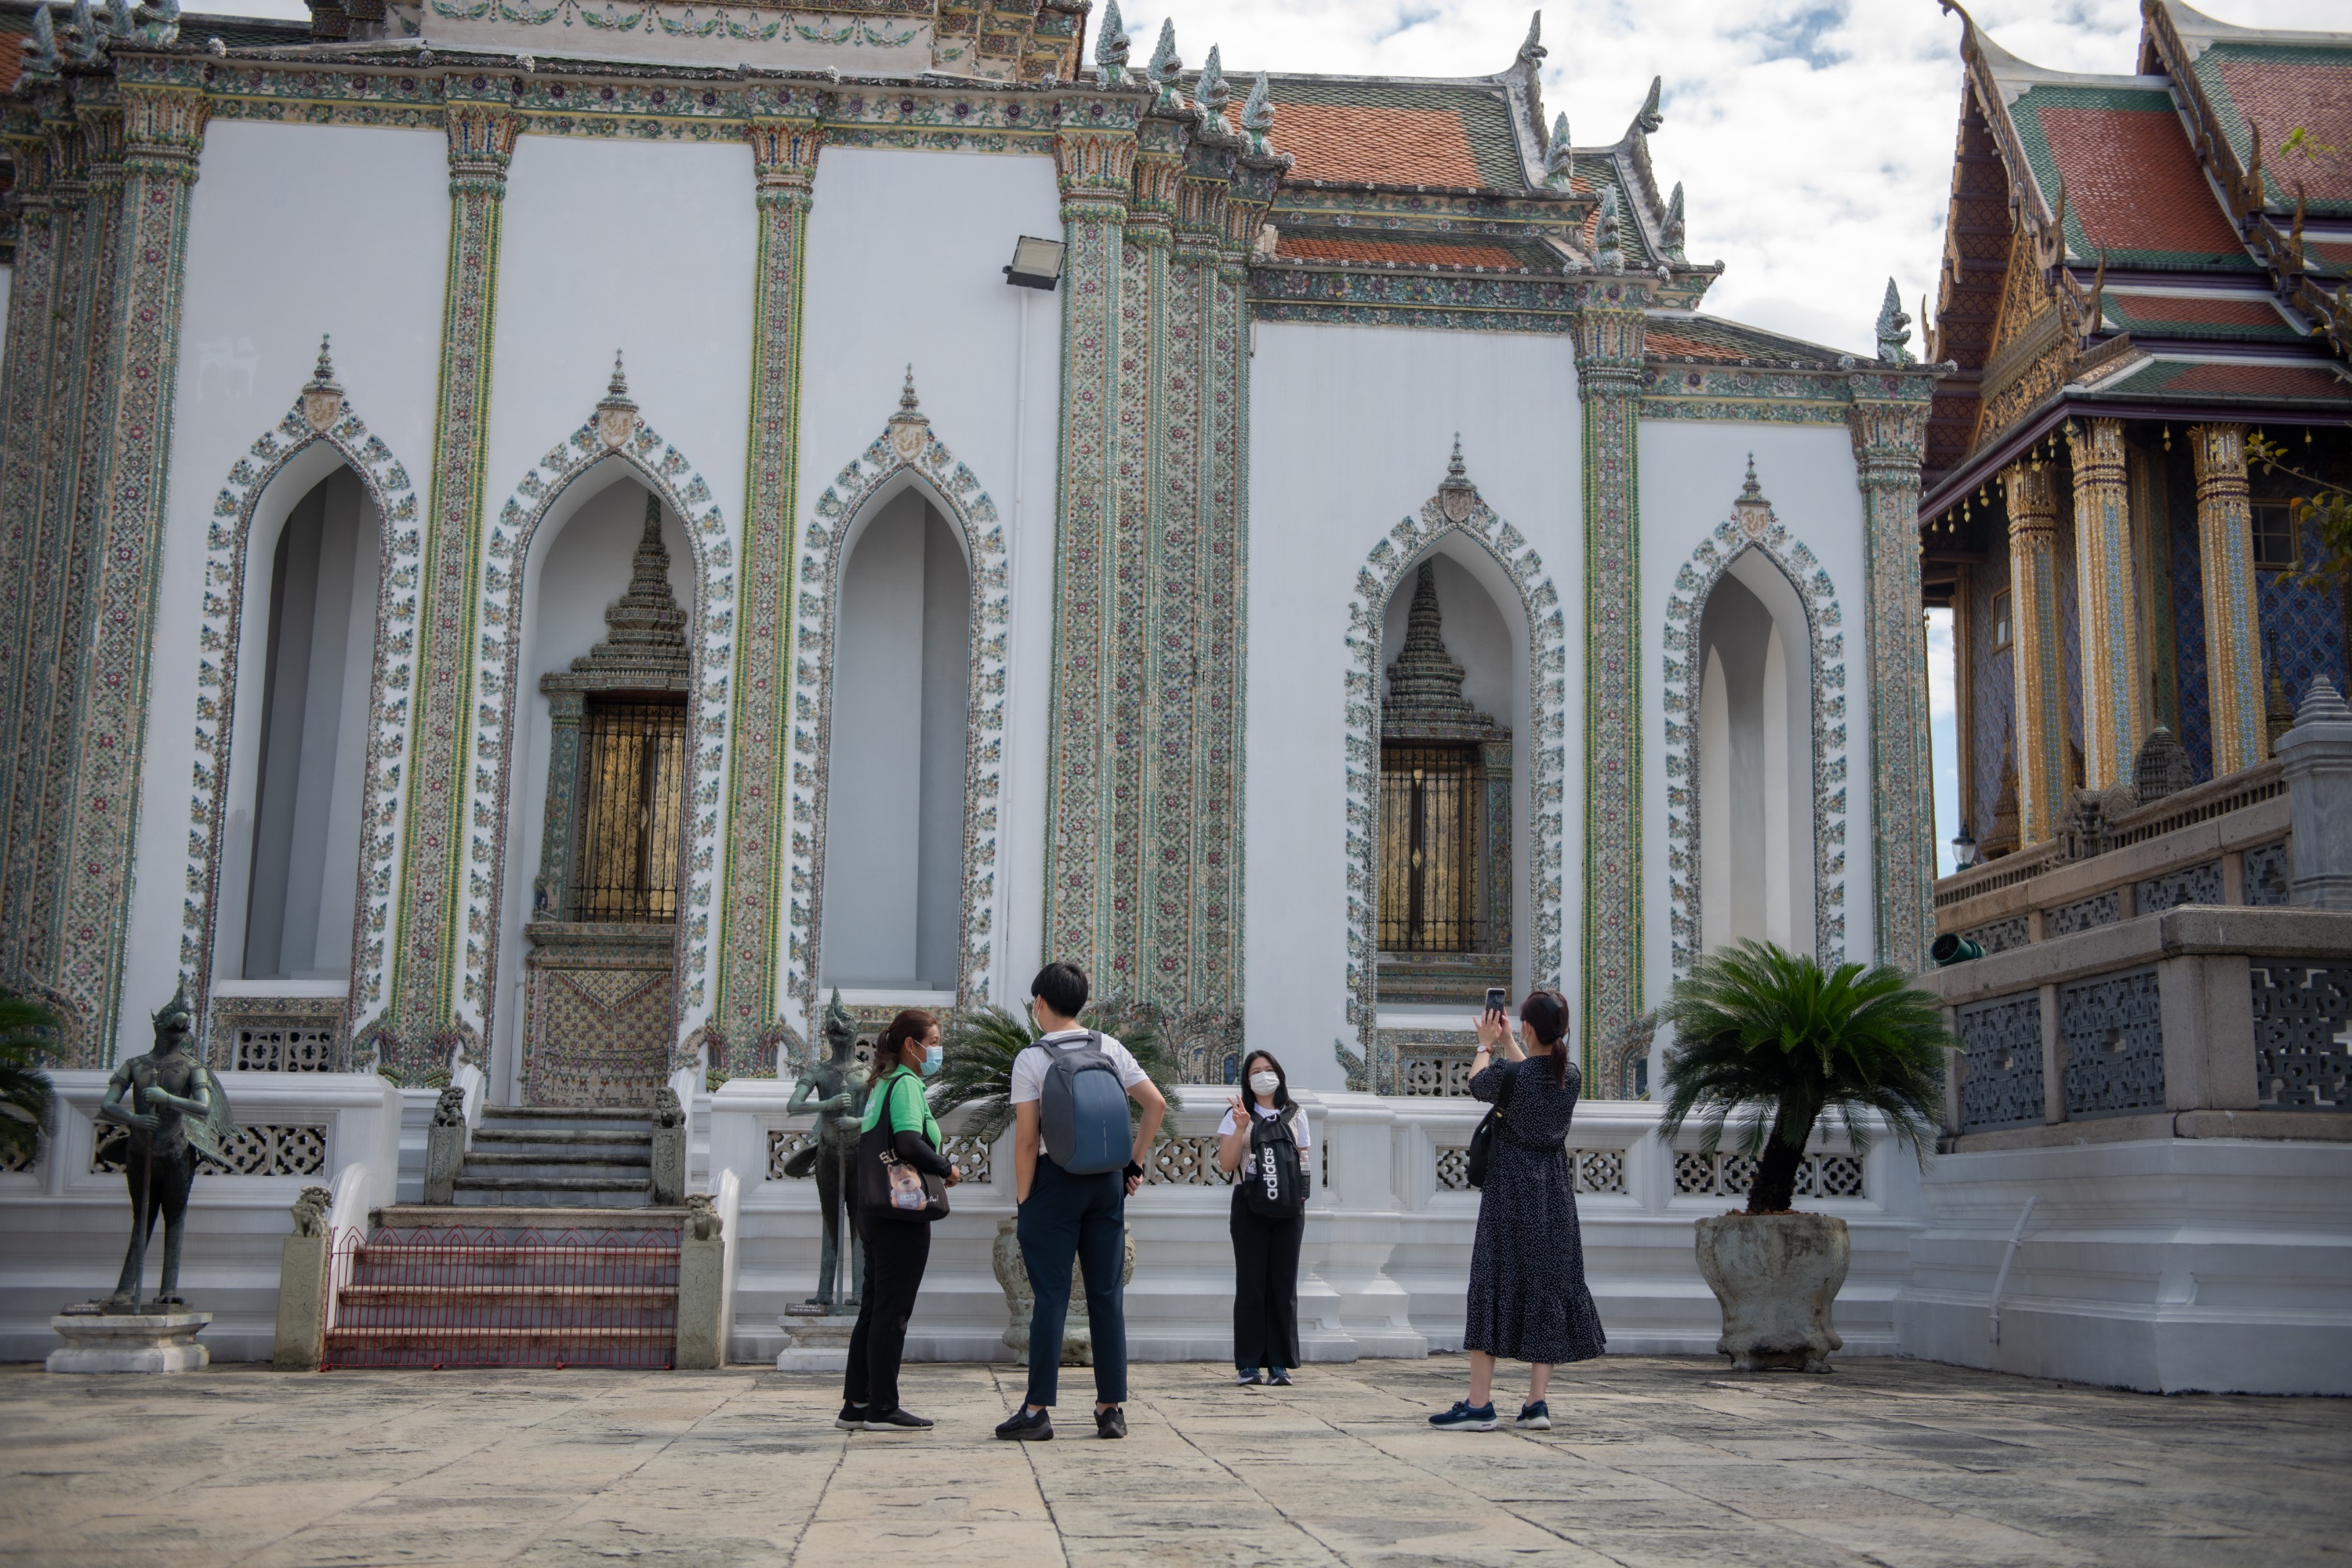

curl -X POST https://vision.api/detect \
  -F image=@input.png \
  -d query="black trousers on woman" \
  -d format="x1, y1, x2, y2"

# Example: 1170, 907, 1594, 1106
844, 1211, 931, 1414
1229, 1188, 1303, 1373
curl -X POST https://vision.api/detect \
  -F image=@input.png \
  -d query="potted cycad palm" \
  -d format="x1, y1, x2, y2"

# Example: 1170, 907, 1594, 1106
0, 989, 60, 1171
933, 996, 1178, 1365
1657, 941, 1953, 1373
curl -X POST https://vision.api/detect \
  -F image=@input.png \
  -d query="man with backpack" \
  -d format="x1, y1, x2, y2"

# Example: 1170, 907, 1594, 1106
993, 962, 1166, 1441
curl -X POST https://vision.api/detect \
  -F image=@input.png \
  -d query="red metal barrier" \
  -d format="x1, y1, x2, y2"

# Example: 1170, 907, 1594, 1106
322, 1227, 681, 1370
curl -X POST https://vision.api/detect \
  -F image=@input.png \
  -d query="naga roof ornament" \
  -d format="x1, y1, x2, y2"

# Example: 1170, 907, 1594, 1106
1595, 187, 1624, 272
25, 6, 60, 74
1094, 0, 1130, 87
1518, 10, 1544, 67
1543, 112, 1573, 190
1633, 75, 1664, 136
1196, 45, 1230, 133
1662, 182, 1686, 259
67, 0, 101, 62
1147, 20, 1184, 113
1875, 278, 1915, 365
1241, 71, 1275, 158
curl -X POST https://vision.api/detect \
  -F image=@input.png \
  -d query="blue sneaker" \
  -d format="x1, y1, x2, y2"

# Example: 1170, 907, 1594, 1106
1428, 1399, 1497, 1431
1515, 1400, 1551, 1430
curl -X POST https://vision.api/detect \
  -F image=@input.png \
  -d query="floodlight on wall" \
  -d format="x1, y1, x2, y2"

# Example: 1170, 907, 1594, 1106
1004, 236, 1065, 290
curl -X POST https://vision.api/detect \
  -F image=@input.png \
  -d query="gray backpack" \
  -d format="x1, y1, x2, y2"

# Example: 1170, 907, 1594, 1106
1038, 1032, 1131, 1175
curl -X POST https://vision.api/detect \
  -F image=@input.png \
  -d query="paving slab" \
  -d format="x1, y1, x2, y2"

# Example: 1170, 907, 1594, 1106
1, 1356, 2345, 1566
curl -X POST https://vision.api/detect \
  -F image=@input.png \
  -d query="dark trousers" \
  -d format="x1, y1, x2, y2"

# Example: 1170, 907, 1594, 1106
1016, 1156, 1127, 1409
844, 1211, 931, 1414
1230, 1189, 1302, 1373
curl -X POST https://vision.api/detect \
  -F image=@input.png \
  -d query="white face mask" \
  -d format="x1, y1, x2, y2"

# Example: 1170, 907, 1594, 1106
1248, 1072, 1280, 1097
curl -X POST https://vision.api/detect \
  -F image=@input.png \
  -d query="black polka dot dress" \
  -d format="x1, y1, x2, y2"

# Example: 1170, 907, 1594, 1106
1463, 1055, 1606, 1365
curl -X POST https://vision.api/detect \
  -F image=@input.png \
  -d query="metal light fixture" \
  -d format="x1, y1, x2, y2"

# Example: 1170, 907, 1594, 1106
1950, 824, 1979, 871
1003, 235, 1065, 290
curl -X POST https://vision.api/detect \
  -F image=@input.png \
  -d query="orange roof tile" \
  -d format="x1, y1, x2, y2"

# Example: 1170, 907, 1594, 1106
2158, 361, 2348, 397
1272, 103, 1483, 187
1277, 234, 1527, 269
2035, 104, 2245, 258
2107, 292, 2284, 327
0, 35, 21, 94
1644, 331, 1743, 361
2215, 57, 2352, 208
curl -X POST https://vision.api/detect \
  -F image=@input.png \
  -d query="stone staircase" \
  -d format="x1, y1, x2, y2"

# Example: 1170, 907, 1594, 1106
322, 1105, 688, 1368
453, 1106, 658, 1207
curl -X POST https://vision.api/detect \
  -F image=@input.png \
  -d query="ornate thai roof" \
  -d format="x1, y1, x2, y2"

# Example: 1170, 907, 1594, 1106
1918, 0, 2352, 506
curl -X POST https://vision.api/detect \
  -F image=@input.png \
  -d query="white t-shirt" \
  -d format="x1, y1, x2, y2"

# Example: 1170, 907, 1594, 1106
1008, 1029, 1150, 1106
1217, 1100, 1312, 1177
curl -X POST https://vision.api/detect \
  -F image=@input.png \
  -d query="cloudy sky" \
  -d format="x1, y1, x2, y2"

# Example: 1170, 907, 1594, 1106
219, 0, 2341, 871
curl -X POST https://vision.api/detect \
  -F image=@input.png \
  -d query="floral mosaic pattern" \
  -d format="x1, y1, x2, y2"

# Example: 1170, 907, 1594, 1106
1659, 477, 1850, 975
460, 391, 737, 1054
178, 386, 425, 1048
1341, 458, 1568, 1064
782, 387, 1011, 1029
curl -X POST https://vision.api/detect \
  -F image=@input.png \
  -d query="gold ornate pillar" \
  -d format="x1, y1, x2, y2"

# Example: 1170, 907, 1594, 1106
2189, 423, 2267, 777
713, 109, 819, 1072
2002, 458, 2068, 845
379, 98, 521, 1080
2065, 418, 2143, 789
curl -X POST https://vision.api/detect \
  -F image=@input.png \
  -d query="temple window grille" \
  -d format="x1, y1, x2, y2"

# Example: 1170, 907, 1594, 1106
1380, 742, 1485, 953
572, 697, 688, 924
2250, 499, 2300, 573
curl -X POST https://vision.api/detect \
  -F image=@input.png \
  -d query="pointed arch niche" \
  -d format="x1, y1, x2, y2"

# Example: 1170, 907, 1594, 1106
1340, 448, 1567, 1098
465, 361, 737, 1107
784, 376, 1011, 1036
1662, 462, 1849, 985
185, 343, 424, 1069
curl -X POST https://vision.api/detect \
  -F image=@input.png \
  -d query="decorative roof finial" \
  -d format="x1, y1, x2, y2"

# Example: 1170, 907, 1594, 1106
1875, 277, 1914, 365
107, 0, 135, 38
1594, 186, 1624, 272
1543, 112, 1573, 190
1241, 71, 1275, 157
1197, 44, 1230, 132
1634, 75, 1664, 136
1733, 456, 1774, 536
26, 5, 60, 73
1384, 558, 1495, 739
2287, 673, 2352, 731
301, 334, 346, 431
887, 365, 931, 461
1094, 0, 1130, 87
1447, 434, 1467, 484
67, 0, 102, 62
595, 350, 641, 449
1662, 181, 1686, 259
1148, 19, 1183, 111
308, 335, 339, 391
900, 363, 919, 412
1517, 10, 1544, 67
1741, 454, 1761, 499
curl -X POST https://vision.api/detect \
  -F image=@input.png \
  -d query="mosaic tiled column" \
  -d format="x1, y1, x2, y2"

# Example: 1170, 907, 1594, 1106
2065, 417, 2143, 791
1040, 122, 1138, 982
20, 96, 129, 993
0, 110, 62, 987
2002, 458, 2068, 846
1573, 280, 1647, 1084
380, 100, 520, 1080
49, 84, 208, 1063
714, 111, 819, 1072
1849, 389, 1936, 974
2189, 423, 2267, 778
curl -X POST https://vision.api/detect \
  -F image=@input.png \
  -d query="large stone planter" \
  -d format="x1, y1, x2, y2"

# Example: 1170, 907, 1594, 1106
1694, 1211, 1849, 1373
992, 1214, 1134, 1365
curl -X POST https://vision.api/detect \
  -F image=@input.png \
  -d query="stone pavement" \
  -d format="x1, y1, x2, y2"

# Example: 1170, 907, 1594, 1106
0, 1356, 2340, 1566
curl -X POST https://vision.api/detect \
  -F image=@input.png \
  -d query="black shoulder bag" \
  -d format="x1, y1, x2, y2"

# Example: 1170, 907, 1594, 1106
856, 1073, 950, 1223
1465, 1062, 1517, 1189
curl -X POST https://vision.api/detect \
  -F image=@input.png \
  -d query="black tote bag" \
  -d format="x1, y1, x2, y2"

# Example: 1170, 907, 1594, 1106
1465, 1062, 1516, 1189
855, 1074, 950, 1223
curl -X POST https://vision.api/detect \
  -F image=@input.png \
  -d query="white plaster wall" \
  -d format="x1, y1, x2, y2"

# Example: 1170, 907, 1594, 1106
1245, 323, 1581, 1091
492, 474, 694, 1106
128, 121, 448, 1052
1639, 419, 1874, 1041
482, 131, 755, 1054
794, 144, 1062, 1024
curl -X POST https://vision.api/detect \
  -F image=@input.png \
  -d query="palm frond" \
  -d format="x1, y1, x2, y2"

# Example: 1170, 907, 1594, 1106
931, 995, 1181, 1149
0, 989, 60, 1162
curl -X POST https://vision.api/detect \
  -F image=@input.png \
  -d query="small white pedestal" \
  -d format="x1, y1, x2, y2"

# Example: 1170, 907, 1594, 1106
775, 1307, 855, 1373
48, 1308, 212, 1374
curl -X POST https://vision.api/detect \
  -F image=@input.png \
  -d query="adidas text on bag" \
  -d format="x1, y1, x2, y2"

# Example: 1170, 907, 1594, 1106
1039, 1031, 1131, 1175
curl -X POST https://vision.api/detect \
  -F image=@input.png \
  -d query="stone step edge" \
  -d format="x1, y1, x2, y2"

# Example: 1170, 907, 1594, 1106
373, 1203, 688, 1230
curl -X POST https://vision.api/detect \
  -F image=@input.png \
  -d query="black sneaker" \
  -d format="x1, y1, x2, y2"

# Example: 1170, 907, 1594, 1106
1428, 1399, 1497, 1431
994, 1406, 1053, 1442
1515, 1400, 1552, 1430
862, 1408, 934, 1432
1094, 1405, 1128, 1439
1268, 1370, 1294, 1387
1234, 1369, 1262, 1386
834, 1402, 866, 1430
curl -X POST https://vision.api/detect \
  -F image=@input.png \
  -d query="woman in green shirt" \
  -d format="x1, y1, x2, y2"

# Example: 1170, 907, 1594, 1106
839, 1008, 960, 1432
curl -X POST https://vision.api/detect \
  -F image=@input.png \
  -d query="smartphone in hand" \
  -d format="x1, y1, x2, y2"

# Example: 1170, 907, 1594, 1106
1484, 986, 1508, 1018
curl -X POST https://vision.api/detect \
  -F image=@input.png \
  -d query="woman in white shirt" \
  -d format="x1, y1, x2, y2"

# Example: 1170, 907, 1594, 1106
1215, 1051, 1312, 1386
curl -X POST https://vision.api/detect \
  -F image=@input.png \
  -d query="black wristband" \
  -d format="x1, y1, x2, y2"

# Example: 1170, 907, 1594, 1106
1123, 1160, 1145, 1181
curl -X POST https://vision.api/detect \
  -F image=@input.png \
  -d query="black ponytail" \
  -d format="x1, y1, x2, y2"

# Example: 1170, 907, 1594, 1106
1519, 989, 1571, 1089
